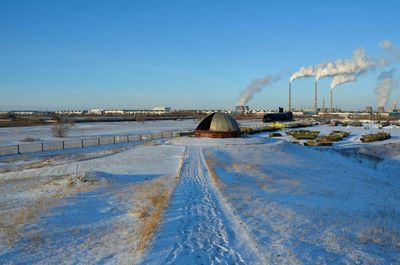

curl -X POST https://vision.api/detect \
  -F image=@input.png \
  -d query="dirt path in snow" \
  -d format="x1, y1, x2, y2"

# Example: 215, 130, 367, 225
141, 146, 259, 265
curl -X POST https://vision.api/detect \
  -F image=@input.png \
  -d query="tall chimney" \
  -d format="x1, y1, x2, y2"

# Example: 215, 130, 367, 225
288, 82, 292, 111
330, 89, 333, 113
314, 80, 318, 113
321, 97, 325, 113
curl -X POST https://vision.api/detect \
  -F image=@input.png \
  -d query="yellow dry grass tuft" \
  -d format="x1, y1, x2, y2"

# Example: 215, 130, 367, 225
131, 179, 174, 253
205, 159, 223, 189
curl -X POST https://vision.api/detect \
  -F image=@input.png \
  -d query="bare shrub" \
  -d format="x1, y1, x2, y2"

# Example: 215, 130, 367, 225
21, 137, 39, 142
52, 117, 74, 138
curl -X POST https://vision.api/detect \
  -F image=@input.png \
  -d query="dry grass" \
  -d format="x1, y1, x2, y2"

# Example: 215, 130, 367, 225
357, 208, 400, 249
132, 180, 172, 252
205, 159, 223, 189
129, 152, 185, 254
0, 199, 47, 247
0, 173, 100, 247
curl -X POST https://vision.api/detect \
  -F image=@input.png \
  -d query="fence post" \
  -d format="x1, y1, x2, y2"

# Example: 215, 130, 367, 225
113, 136, 116, 144
98, 138, 100, 145
62, 141, 65, 150
41, 143, 44, 152
81, 139, 84, 148
17, 145, 20, 154
139, 134, 142, 141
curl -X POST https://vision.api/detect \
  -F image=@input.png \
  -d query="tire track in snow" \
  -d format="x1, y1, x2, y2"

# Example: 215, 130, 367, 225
141, 146, 259, 265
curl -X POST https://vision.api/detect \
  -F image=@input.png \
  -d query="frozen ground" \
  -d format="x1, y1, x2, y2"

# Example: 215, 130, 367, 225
0, 123, 399, 264
0, 119, 197, 145
0, 141, 185, 264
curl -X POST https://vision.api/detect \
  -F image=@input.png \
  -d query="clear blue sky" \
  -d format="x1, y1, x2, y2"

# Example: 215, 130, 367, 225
0, 0, 399, 110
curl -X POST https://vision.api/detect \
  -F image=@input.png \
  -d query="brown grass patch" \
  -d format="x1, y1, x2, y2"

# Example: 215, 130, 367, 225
205, 159, 223, 189
131, 179, 176, 253
0, 199, 47, 247
0, 173, 100, 247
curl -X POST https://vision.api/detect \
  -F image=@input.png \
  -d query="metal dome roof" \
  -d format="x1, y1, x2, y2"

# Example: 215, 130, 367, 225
196, 112, 240, 132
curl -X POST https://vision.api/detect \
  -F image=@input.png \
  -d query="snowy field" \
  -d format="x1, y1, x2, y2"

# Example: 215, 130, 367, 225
0, 123, 399, 264
0, 119, 198, 145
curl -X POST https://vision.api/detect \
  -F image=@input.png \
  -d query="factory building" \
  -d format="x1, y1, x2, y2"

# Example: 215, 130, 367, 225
262, 108, 293, 123
235, 105, 249, 112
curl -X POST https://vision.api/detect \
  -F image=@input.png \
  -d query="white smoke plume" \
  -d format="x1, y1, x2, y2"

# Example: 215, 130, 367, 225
375, 68, 397, 107
380, 40, 400, 62
289, 66, 315, 83
289, 63, 327, 83
330, 74, 357, 89
237, 75, 281, 106
315, 48, 375, 81
290, 47, 382, 85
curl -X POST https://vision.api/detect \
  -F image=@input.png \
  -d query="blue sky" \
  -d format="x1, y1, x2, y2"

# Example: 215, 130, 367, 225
0, 0, 399, 110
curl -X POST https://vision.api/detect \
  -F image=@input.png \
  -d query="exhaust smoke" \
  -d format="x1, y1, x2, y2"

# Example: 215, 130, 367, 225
375, 68, 397, 108
237, 75, 281, 106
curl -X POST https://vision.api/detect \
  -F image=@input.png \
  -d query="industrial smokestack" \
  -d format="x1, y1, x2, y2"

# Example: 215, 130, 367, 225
378, 106, 385, 113
322, 97, 325, 113
330, 89, 333, 113
314, 80, 318, 113
288, 82, 292, 111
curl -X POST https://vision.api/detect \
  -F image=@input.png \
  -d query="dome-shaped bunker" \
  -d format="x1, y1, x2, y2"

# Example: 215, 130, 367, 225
195, 112, 240, 138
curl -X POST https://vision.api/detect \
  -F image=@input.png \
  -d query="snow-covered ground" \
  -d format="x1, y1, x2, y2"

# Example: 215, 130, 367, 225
0, 123, 399, 264
0, 142, 185, 264
202, 139, 400, 264
0, 119, 197, 145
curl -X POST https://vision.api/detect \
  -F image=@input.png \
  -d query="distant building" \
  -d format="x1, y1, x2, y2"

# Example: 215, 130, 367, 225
88, 109, 103, 115
235, 106, 249, 112
153, 107, 171, 112
262, 108, 293, 123
103, 110, 124, 115
12, 111, 35, 115
365, 106, 373, 113
55, 110, 84, 115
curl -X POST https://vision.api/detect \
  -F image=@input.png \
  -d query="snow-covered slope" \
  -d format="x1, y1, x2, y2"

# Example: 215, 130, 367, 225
202, 138, 400, 264
1, 124, 400, 264
0, 143, 185, 264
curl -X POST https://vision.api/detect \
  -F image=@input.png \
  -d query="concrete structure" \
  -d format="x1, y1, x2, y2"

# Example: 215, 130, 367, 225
378, 106, 385, 113
314, 80, 318, 114
195, 112, 240, 138
365, 106, 373, 113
